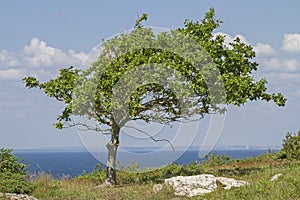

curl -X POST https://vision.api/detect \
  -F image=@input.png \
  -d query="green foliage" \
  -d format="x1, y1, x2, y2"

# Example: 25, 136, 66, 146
77, 162, 197, 185
202, 151, 232, 167
23, 76, 39, 88
0, 148, 34, 194
278, 131, 300, 160
134, 13, 148, 28
22, 66, 79, 129
0, 172, 34, 194
179, 8, 286, 107
23, 8, 286, 130
0, 148, 27, 175
117, 160, 140, 172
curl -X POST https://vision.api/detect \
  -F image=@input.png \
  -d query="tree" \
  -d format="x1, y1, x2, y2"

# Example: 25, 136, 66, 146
23, 8, 286, 185
278, 131, 300, 160
0, 148, 34, 194
0, 148, 27, 175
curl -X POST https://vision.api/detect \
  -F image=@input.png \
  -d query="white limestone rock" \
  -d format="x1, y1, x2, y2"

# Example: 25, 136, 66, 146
164, 174, 217, 197
270, 173, 283, 181
153, 183, 163, 193
0, 193, 38, 200
216, 176, 249, 190
164, 174, 250, 197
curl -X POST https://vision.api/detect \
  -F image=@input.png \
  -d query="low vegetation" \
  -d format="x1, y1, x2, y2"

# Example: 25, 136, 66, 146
0, 131, 299, 199
27, 153, 300, 200
0, 148, 34, 194
278, 130, 300, 160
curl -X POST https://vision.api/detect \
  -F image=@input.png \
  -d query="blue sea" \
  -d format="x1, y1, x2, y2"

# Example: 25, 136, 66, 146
14, 149, 275, 178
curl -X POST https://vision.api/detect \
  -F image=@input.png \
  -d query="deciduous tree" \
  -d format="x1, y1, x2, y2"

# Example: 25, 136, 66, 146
23, 8, 286, 185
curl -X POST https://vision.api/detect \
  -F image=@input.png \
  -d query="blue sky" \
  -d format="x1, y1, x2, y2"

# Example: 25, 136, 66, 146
0, 0, 300, 150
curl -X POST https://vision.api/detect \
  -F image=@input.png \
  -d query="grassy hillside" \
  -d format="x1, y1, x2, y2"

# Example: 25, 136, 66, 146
27, 153, 300, 200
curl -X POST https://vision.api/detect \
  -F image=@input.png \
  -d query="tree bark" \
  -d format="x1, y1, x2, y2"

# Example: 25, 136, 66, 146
105, 119, 120, 185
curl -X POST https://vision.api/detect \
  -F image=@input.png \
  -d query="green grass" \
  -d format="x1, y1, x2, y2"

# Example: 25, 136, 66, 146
26, 153, 300, 200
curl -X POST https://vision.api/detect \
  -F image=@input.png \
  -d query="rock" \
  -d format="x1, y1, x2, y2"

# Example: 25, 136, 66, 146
270, 173, 283, 181
153, 184, 163, 193
164, 174, 217, 197
164, 174, 250, 197
0, 193, 38, 200
216, 177, 249, 190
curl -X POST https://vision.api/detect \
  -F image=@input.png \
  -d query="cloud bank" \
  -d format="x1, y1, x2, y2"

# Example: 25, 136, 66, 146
1, 34, 299, 99
282, 33, 300, 53
0, 37, 87, 81
213, 32, 300, 99
214, 32, 276, 57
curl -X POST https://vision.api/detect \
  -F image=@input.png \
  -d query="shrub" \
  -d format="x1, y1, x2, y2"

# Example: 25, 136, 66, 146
278, 131, 300, 160
0, 148, 34, 194
0, 172, 34, 194
202, 151, 232, 167
0, 148, 27, 174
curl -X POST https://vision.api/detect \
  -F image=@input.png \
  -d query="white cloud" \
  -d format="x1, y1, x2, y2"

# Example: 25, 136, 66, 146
282, 33, 300, 53
260, 58, 300, 72
284, 59, 299, 71
0, 50, 20, 67
22, 37, 87, 68
23, 38, 57, 67
0, 69, 26, 81
212, 33, 300, 99
68, 49, 87, 61
253, 43, 276, 57
0, 37, 88, 81
214, 32, 276, 57
214, 32, 249, 47
0, 37, 88, 69
234, 34, 249, 45
264, 72, 300, 98
271, 72, 300, 83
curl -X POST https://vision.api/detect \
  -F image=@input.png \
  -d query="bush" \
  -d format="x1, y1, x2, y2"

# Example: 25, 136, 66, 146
0, 148, 27, 174
0, 172, 34, 194
0, 148, 34, 194
202, 151, 232, 167
278, 131, 300, 160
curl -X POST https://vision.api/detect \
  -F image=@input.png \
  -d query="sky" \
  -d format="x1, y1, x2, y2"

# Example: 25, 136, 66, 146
0, 0, 300, 150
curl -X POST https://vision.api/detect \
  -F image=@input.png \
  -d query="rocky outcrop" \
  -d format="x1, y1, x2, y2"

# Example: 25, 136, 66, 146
216, 176, 249, 190
165, 174, 217, 197
159, 174, 249, 197
164, 174, 217, 197
0, 192, 38, 200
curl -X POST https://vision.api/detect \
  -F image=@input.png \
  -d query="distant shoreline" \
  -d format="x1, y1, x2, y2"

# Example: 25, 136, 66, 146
13, 145, 282, 153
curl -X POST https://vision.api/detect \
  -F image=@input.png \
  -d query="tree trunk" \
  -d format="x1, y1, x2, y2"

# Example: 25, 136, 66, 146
105, 119, 120, 185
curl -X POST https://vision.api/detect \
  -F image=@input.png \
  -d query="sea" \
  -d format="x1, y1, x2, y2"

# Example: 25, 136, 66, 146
14, 148, 278, 179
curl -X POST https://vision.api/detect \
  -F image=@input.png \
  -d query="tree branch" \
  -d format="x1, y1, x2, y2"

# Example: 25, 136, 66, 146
123, 125, 175, 151
64, 122, 111, 134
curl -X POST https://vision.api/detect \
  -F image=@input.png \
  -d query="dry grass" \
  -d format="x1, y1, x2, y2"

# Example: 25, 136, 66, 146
29, 155, 300, 200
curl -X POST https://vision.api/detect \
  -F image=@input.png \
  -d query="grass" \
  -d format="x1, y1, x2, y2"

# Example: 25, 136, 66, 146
23, 153, 300, 199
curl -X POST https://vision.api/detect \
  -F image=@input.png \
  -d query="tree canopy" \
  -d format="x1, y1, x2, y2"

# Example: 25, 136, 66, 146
24, 8, 285, 130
